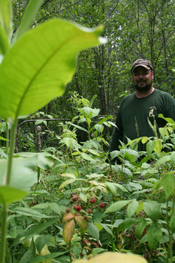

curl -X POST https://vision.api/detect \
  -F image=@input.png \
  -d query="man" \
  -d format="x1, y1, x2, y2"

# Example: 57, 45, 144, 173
110, 58, 175, 155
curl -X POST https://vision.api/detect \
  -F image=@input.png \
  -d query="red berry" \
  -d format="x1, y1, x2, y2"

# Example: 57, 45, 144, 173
90, 198, 96, 203
76, 205, 82, 211
73, 204, 78, 211
99, 202, 105, 208
86, 208, 92, 214
66, 208, 70, 213
72, 194, 78, 202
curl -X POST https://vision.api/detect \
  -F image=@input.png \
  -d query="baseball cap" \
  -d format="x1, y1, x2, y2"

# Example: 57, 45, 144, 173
131, 59, 153, 72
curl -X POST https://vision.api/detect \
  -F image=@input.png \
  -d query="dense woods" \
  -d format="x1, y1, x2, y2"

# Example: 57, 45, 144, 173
10, 0, 175, 153
12, 0, 175, 118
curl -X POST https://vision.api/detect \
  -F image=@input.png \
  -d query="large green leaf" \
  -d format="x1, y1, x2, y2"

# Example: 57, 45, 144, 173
117, 218, 136, 233
143, 201, 160, 219
155, 155, 170, 168
135, 217, 147, 238
14, 152, 54, 170
0, 156, 37, 190
9, 207, 55, 220
12, 0, 45, 44
155, 172, 175, 199
13, 218, 58, 246
105, 200, 131, 213
127, 199, 139, 218
0, 0, 12, 40
0, 19, 105, 120
87, 223, 99, 240
0, 186, 27, 205
147, 226, 162, 250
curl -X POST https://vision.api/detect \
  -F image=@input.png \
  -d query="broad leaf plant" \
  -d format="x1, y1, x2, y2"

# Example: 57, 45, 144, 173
0, 0, 106, 262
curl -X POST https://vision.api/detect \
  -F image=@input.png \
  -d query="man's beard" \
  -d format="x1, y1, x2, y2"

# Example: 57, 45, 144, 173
134, 81, 152, 92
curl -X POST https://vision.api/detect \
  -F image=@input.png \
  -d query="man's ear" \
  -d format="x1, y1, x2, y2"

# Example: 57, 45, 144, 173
152, 71, 154, 80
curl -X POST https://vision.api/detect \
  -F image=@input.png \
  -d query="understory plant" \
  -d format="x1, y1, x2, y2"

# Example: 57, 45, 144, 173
0, 0, 106, 262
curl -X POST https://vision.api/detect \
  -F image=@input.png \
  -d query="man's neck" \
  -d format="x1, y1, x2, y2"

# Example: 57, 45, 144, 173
135, 86, 155, 98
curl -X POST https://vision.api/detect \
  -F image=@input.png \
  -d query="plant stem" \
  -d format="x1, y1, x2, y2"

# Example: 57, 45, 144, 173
37, 167, 41, 182
6, 122, 9, 155
1, 119, 17, 263
168, 195, 175, 263
69, 241, 72, 263
169, 232, 173, 263
0, 203, 8, 263
6, 120, 17, 185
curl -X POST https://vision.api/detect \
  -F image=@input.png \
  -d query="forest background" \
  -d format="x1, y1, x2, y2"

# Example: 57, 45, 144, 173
12, 0, 175, 151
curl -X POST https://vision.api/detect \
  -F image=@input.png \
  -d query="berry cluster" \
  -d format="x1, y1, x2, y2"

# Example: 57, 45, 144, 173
69, 194, 105, 212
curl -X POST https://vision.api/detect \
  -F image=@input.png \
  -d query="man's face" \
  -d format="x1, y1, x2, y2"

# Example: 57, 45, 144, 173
132, 66, 154, 92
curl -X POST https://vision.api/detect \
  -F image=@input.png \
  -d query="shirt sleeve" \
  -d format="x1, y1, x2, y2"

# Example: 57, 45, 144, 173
165, 93, 175, 120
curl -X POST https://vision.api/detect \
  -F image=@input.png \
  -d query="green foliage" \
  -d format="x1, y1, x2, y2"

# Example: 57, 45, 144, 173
1, 1, 175, 263
0, 0, 105, 262
2, 95, 175, 262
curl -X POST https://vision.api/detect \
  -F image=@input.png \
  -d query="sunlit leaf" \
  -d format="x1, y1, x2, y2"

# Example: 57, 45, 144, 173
94, 124, 104, 133
0, 186, 27, 205
105, 200, 131, 213
0, 19, 105, 120
59, 178, 76, 190
105, 182, 116, 195
79, 107, 100, 119
0, 5, 106, 262
60, 173, 76, 179
81, 152, 94, 161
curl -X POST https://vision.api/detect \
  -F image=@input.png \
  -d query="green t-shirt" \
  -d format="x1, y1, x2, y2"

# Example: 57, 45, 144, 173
110, 89, 175, 152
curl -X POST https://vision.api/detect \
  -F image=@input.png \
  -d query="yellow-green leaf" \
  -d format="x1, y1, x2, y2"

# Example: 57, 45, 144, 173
75, 215, 87, 230
63, 219, 75, 244
62, 213, 75, 223
0, 19, 106, 120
